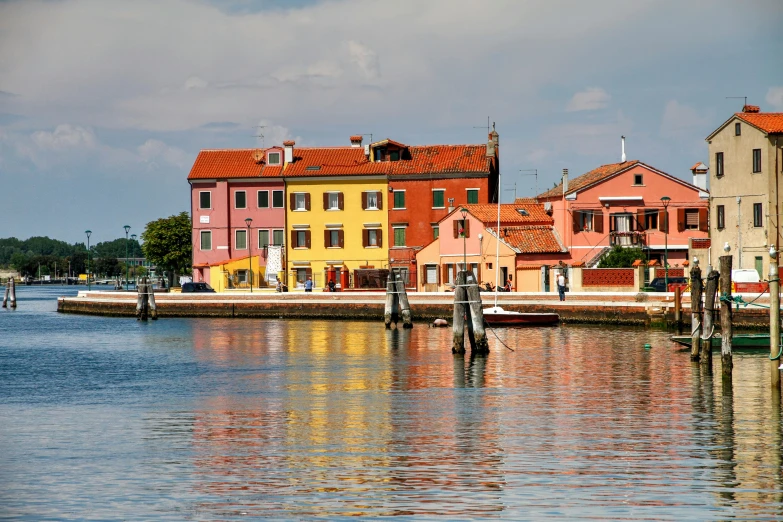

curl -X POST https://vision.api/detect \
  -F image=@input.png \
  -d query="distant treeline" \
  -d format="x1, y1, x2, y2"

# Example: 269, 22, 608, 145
0, 236, 142, 277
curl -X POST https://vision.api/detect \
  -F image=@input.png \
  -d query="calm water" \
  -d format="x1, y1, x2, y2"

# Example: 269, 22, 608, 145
1, 287, 782, 520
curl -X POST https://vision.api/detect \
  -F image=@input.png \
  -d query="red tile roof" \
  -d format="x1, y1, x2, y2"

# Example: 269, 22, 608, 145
283, 147, 387, 176
188, 149, 263, 180
735, 111, 783, 134
283, 140, 295, 146
743, 105, 760, 113
514, 197, 538, 204
538, 160, 640, 199
390, 145, 491, 176
490, 225, 565, 254
462, 203, 553, 226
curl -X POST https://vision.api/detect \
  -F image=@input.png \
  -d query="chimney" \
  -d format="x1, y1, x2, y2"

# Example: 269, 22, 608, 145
491, 122, 499, 150
283, 140, 295, 164
350, 135, 363, 148
743, 105, 760, 113
621, 136, 626, 162
562, 169, 569, 195
448, 197, 455, 213
486, 134, 495, 158
690, 162, 708, 191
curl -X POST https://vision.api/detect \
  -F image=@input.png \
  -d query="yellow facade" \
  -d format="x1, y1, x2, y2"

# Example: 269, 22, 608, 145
285, 177, 388, 289
208, 255, 265, 292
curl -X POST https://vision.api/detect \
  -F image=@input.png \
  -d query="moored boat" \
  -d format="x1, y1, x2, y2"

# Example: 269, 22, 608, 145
483, 306, 559, 326
670, 333, 780, 350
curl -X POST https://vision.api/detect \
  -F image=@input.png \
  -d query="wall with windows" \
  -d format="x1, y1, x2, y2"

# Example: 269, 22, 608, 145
284, 176, 388, 289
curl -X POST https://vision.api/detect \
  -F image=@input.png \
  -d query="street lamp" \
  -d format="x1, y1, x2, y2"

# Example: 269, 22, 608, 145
245, 217, 253, 293
660, 196, 671, 291
460, 207, 468, 281
85, 230, 92, 290
131, 234, 137, 287
124, 225, 131, 291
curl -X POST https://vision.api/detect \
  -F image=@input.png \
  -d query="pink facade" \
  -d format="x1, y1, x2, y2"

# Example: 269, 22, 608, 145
539, 161, 709, 266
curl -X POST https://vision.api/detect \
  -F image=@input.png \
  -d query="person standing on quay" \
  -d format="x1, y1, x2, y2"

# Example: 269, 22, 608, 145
305, 277, 313, 293
557, 272, 566, 301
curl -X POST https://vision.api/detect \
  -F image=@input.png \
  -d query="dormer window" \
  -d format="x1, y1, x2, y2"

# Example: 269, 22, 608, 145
516, 208, 529, 216
267, 151, 281, 165
390, 151, 399, 161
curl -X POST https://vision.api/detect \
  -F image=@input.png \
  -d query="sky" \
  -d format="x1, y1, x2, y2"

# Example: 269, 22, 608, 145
1, 0, 782, 244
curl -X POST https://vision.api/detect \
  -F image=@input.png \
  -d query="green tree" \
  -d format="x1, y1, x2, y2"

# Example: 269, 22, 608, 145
141, 212, 192, 287
597, 246, 645, 268
93, 238, 141, 259
95, 257, 122, 277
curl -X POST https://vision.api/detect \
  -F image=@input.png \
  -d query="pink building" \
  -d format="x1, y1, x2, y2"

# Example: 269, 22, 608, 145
188, 149, 286, 286
536, 159, 709, 266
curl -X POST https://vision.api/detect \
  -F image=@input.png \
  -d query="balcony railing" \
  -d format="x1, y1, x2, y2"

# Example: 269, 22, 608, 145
609, 231, 646, 247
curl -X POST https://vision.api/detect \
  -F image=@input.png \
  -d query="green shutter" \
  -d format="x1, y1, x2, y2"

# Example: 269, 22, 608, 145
394, 228, 406, 246
467, 189, 478, 204
433, 190, 444, 208
394, 191, 405, 209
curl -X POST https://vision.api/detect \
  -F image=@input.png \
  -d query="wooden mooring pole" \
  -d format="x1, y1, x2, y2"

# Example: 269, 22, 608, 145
384, 270, 398, 328
769, 247, 781, 391
690, 261, 702, 361
674, 286, 682, 330
2, 278, 9, 308
701, 270, 719, 370
452, 271, 467, 354
396, 272, 413, 329
452, 271, 488, 355
135, 277, 157, 321
719, 255, 733, 377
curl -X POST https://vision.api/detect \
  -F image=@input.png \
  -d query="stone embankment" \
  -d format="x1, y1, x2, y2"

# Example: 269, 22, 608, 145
57, 290, 772, 328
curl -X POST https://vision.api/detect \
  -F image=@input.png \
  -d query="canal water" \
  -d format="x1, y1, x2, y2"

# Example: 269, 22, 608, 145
1, 287, 782, 520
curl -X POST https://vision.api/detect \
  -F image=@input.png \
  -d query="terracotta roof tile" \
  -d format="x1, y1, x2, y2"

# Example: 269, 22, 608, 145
462, 203, 553, 225
490, 225, 565, 254
187, 149, 265, 180
538, 160, 640, 199
390, 145, 490, 176
283, 147, 387, 176
514, 197, 538, 204
735, 112, 783, 134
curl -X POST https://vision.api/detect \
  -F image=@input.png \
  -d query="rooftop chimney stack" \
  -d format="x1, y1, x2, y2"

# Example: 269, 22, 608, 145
350, 135, 363, 148
621, 136, 626, 163
283, 140, 295, 164
690, 162, 709, 193
562, 169, 569, 195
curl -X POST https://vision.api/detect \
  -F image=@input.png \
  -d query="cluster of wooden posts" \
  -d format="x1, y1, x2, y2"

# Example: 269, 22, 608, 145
384, 268, 412, 328
2, 278, 16, 308
688, 254, 781, 390
451, 270, 489, 355
136, 276, 158, 321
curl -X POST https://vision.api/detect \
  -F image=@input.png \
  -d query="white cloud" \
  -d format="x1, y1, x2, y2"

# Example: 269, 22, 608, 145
184, 76, 208, 90
31, 124, 96, 150
660, 100, 709, 135
137, 139, 190, 169
767, 87, 783, 110
254, 120, 302, 148
347, 40, 380, 80
566, 88, 610, 112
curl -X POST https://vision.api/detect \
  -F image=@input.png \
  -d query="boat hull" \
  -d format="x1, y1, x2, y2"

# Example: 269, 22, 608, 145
670, 334, 779, 350
483, 312, 560, 327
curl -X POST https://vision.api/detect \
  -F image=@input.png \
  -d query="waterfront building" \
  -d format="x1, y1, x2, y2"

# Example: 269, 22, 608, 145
705, 104, 783, 277
415, 203, 568, 291
188, 149, 286, 290
536, 156, 709, 267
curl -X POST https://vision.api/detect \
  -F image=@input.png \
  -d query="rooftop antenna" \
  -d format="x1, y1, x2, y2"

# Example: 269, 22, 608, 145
473, 116, 490, 136
359, 133, 373, 143
519, 169, 538, 199
253, 125, 266, 147
504, 184, 516, 202
726, 96, 748, 109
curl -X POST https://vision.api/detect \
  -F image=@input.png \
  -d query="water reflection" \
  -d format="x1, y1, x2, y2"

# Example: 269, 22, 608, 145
2, 291, 783, 519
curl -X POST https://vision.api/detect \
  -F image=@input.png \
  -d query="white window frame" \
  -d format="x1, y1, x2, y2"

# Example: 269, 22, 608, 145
257, 190, 269, 208
200, 230, 212, 251
272, 190, 284, 208
366, 191, 379, 210
465, 188, 479, 204
328, 192, 340, 210
273, 229, 284, 246
235, 190, 247, 209
235, 229, 248, 250
432, 189, 445, 209
368, 229, 379, 247
267, 151, 281, 165
295, 193, 306, 211
296, 230, 307, 248
258, 229, 270, 248
329, 230, 340, 248
199, 191, 212, 210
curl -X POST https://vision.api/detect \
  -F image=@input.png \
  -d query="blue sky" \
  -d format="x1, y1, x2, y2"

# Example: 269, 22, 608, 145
1, 0, 782, 243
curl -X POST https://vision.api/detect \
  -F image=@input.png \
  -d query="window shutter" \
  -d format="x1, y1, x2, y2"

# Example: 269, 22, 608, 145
338, 192, 344, 210
572, 211, 581, 234
305, 268, 312, 280
477, 263, 482, 285
464, 219, 470, 238
637, 210, 646, 231
290, 230, 296, 247
361, 192, 368, 210
421, 264, 427, 288
453, 220, 460, 238
323, 193, 329, 210
324, 230, 329, 248
362, 229, 369, 247
677, 208, 685, 232
289, 193, 295, 210
441, 263, 448, 285
304, 193, 311, 211
305, 230, 311, 248
376, 231, 382, 248
659, 210, 668, 233
376, 191, 383, 210
698, 208, 708, 232
594, 212, 604, 234
338, 230, 344, 248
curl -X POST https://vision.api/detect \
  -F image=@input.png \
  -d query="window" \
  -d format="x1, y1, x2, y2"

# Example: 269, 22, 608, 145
390, 150, 400, 161
633, 174, 643, 186
273, 229, 284, 246
199, 191, 211, 209
295, 193, 306, 210
237, 270, 248, 284
268, 151, 281, 165
644, 211, 658, 230
329, 230, 341, 248
717, 205, 725, 229
235, 229, 247, 250
580, 212, 593, 231
235, 191, 246, 209
296, 230, 307, 248
393, 227, 406, 247
328, 193, 339, 210
716, 152, 724, 177
754, 203, 763, 227
453, 219, 470, 238
258, 230, 269, 248
393, 191, 405, 209
467, 189, 479, 204
362, 229, 381, 248
735, 122, 741, 136
753, 149, 762, 173
433, 225, 439, 240
257, 191, 269, 208
432, 189, 445, 209
366, 191, 379, 210
295, 268, 308, 284
368, 229, 378, 246
272, 190, 284, 208
684, 209, 699, 230
200, 230, 212, 250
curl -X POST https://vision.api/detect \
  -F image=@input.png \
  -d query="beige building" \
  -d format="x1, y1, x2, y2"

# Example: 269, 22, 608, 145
706, 105, 783, 277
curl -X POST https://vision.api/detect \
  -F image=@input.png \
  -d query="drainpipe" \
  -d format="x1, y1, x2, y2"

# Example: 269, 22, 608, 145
737, 196, 742, 268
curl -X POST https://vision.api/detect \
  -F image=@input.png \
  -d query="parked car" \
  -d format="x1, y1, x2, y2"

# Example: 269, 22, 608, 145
646, 277, 687, 292
732, 268, 765, 293
181, 282, 215, 293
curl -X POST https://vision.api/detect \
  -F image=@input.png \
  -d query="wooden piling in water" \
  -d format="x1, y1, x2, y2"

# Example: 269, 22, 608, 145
395, 273, 413, 329
384, 269, 398, 328
8, 278, 15, 308
136, 277, 150, 321
674, 286, 682, 330
2, 279, 9, 308
701, 270, 718, 370
690, 263, 702, 361
148, 280, 158, 320
769, 250, 780, 391
464, 273, 489, 354
719, 255, 733, 377
452, 271, 467, 354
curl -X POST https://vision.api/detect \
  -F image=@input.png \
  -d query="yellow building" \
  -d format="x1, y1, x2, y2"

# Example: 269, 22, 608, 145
282, 139, 388, 289
206, 255, 265, 292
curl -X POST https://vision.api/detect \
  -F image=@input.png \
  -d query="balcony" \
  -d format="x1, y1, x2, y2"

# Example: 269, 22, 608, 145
610, 231, 646, 247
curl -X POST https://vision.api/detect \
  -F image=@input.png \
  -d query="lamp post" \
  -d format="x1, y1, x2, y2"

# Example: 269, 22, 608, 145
124, 225, 131, 291
660, 196, 671, 291
85, 230, 92, 290
245, 217, 253, 293
460, 207, 468, 279
131, 234, 137, 287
